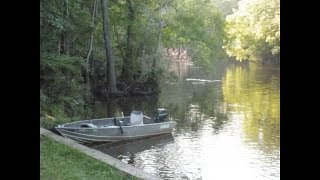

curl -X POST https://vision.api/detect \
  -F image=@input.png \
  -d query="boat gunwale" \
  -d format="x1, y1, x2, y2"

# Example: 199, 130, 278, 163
56, 116, 130, 127
62, 132, 172, 143
56, 128, 173, 139
56, 120, 176, 130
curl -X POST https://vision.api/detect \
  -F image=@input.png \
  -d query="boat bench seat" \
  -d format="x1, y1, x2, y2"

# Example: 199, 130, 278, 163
80, 123, 97, 128
100, 125, 118, 128
120, 118, 131, 126
111, 118, 131, 127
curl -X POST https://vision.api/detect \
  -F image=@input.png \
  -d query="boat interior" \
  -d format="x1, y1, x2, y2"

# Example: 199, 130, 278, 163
61, 116, 165, 128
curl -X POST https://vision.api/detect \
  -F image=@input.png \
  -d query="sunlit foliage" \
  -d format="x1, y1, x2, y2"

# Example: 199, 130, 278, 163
223, 0, 280, 63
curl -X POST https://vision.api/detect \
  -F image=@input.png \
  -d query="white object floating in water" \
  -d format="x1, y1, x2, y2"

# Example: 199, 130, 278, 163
186, 78, 221, 83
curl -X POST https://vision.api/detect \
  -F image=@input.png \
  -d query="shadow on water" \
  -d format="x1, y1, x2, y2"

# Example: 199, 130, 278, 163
92, 134, 175, 163
89, 62, 231, 136
158, 62, 231, 135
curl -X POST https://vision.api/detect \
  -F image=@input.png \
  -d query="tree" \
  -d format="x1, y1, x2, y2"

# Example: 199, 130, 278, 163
163, 0, 226, 69
119, 0, 135, 82
101, 0, 117, 95
40, 0, 230, 125
223, 0, 280, 63
84, 0, 99, 99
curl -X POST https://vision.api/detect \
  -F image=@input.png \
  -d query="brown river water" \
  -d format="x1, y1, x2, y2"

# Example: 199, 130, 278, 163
90, 62, 280, 180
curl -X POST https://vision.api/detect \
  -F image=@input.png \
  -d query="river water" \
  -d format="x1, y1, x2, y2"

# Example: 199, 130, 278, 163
91, 61, 280, 180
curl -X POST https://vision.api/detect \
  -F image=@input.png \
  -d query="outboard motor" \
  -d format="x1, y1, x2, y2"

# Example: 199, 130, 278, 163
154, 108, 168, 122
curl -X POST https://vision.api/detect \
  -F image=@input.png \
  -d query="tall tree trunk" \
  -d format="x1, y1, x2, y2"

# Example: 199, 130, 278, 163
57, 32, 62, 55
120, 0, 134, 82
153, 22, 163, 73
58, 0, 70, 56
101, 0, 117, 95
85, 0, 99, 98
59, 33, 65, 54
152, 30, 162, 72
63, 0, 70, 56
64, 32, 70, 55
152, 3, 164, 73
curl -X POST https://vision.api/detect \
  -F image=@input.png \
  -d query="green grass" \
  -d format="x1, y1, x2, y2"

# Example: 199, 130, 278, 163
40, 135, 138, 180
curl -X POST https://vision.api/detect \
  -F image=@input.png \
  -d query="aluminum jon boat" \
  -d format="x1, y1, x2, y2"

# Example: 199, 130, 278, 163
55, 109, 176, 143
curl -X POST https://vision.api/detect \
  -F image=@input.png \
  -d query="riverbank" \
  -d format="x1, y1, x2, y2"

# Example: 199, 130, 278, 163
40, 135, 136, 180
40, 128, 162, 180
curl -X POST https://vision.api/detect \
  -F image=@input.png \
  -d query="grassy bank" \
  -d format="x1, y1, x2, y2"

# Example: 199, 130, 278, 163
40, 135, 137, 180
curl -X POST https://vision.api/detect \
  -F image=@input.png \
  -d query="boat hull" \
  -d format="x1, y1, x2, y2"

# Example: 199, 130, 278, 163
55, 121, 176, 143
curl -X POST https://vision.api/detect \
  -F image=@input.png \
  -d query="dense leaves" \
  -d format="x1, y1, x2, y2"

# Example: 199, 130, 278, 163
40, 0, 279, 126
223, 0, 280, 63
163, 0, 227, 69
40, 53, 88, 124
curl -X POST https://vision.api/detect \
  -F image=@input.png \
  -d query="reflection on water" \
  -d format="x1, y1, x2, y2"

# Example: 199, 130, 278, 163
91, 62, 280, 180
222, 64, 280, 154
95, 134, 175, 162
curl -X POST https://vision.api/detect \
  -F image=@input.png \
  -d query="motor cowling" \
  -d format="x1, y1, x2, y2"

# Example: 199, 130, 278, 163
155, 108, 168, 122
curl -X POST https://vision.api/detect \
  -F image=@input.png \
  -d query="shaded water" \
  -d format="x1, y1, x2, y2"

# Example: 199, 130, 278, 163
92, 62, 280, 180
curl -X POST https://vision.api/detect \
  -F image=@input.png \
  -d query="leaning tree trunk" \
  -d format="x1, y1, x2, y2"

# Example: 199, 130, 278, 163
85, 0, 99, 98
120, 0, 134, 82
101, 0, 117, 95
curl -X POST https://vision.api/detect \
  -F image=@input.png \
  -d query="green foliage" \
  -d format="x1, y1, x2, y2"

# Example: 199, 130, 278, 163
212, 0, 240, 17
163, 0, 227, 69
223, 0, 280, 63
40, 53, 91, 128
40, 0, 93, 56
40, 0, 230, 126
